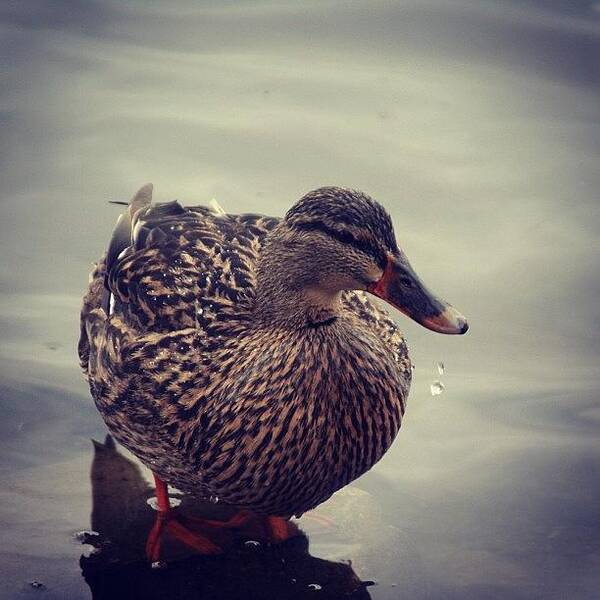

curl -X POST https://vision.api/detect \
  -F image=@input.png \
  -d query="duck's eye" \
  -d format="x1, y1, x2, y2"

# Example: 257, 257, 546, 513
399, 276, 414, 288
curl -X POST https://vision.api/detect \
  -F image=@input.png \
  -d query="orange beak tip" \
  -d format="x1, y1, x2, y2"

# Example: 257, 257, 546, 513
422, 307, 469, 335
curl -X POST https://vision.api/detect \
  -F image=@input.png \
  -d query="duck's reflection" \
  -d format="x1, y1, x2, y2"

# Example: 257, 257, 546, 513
80, 436, 373, 599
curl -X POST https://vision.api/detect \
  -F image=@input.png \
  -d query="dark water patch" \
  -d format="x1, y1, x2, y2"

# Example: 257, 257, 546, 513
82, 436, 373, 600
0, 0, 118, 37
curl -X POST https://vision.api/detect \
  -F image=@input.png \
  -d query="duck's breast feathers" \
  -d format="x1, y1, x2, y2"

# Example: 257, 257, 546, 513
342, 290, 412, 379
104, 195, 279, 334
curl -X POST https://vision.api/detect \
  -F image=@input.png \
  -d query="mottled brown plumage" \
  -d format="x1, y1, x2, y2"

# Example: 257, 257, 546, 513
79, 184, 465, 519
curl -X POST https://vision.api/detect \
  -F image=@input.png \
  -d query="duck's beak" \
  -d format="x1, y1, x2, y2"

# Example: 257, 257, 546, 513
367, 252, 469, 335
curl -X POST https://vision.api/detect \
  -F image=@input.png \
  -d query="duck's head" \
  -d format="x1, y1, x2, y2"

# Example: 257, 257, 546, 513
269, 186, 468, 334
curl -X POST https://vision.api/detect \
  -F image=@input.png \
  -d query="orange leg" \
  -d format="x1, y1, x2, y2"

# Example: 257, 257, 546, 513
145, 474, 301, 561
265, 515, 300, 543
145, 473, 222, 562
181, 509, 254, 530
183, 511, 299, 545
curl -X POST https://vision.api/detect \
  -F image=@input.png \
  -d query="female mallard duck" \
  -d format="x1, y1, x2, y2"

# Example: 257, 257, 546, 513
79, 184, 467, 559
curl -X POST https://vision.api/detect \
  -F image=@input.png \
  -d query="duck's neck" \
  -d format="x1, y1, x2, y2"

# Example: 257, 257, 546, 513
254, 284, 342, 328
253, 231, 343, 328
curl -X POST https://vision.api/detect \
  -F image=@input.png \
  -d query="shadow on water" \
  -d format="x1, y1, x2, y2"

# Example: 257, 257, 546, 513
79, 436, 373, 600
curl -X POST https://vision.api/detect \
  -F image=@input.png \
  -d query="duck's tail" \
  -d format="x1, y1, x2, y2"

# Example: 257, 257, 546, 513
102, 184, 153, 313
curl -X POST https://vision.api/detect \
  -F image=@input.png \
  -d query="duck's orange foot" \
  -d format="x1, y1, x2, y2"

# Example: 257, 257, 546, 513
265, 515, 301, 543
145, 511, 222, 562
146, 472, 226, 562
181, 509, 254, 531
179, 511, 300, 546
146, 473, 301, 560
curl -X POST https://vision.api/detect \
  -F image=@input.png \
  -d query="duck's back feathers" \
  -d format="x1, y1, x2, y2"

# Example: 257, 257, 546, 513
103, 188, 279, 334
79, 187, 282, 410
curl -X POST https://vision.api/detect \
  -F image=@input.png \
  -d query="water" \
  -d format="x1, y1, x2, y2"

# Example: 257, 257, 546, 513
1, 1, 599, 599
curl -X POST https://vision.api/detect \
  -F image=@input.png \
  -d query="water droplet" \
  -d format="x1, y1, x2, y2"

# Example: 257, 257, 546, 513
244, 540, 261, 548
209, 495, 219, 504
437, 361, 445, 375
73, 530, 100, 543
307, 583, 322, 590
29, 581, 46, 590
151, 561, 167, 570
430, 381, 445, 396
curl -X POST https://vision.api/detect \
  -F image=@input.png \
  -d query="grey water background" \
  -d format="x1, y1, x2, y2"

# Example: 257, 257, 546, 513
1, 1, 599, 598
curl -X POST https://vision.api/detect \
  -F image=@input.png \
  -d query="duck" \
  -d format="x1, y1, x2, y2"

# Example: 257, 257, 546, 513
79, 184, 468, 560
